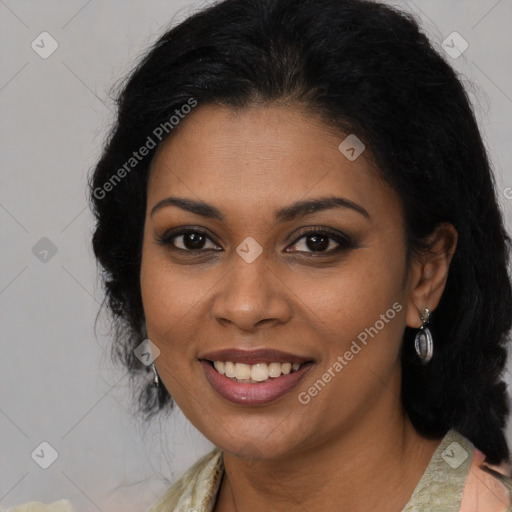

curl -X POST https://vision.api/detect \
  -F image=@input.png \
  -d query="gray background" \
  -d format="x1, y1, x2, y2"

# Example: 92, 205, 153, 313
1, 1, 511, 511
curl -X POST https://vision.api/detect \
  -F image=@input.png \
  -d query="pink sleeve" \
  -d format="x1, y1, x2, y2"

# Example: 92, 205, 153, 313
459, 449, 511, 512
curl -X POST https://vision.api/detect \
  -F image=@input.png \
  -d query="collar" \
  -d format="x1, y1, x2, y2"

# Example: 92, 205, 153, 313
149, 429, 511, 512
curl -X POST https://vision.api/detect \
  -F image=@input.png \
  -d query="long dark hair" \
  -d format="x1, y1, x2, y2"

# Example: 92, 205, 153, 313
89, 0, 512, 464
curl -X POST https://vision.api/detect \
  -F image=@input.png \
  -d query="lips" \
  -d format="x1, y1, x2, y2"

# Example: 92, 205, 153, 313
198, 348, 314, 405
199, 348, 310, 365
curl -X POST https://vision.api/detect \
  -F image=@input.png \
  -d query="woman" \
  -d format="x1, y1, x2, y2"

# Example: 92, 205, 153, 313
9, 0, 512, 510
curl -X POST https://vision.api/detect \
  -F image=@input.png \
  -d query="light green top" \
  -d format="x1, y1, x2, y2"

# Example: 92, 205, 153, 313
5, 430, 512, 511
148, 429, 512, 512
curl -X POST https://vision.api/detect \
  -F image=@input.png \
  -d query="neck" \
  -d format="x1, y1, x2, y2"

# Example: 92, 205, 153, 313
216, 399, 443, 512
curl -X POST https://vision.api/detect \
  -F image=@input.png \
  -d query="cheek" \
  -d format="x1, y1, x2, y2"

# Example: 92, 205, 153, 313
140, 258, 173, 335
140, 244, 198, 354
313, 255, 403, 329
310, 244, 407, 374
139, 248, 206, 408
296, 265, 406, 426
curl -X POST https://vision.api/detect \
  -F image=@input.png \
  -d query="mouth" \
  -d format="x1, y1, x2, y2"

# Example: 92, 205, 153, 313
205, 360, 304, 383
198, 348, 314, 405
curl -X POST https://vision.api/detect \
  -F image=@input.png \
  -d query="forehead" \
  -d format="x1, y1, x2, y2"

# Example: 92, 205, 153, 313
147, 103, 399, 222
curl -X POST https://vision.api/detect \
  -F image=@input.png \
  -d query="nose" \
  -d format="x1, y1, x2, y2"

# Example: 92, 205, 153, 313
211, 250, 293, 332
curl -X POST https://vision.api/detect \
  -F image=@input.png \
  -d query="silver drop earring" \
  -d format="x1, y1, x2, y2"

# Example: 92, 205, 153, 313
414, 307, 433, 363
151, 363, 160, 387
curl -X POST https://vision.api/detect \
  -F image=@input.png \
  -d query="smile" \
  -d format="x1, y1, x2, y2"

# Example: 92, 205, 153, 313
212, 361, 302, 383
198, 348, 314, 405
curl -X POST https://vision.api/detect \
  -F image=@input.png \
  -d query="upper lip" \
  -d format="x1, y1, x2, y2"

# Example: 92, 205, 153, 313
198, 348, 312, 365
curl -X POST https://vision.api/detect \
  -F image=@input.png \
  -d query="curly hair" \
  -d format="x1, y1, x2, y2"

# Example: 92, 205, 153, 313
89, 0, 512, 464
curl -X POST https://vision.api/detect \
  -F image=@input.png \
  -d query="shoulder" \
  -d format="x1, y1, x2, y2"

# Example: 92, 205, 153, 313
403, 429, 512, 512
149, 447, 224, 512
1, 500, 74, 512
460, 446, 512, 512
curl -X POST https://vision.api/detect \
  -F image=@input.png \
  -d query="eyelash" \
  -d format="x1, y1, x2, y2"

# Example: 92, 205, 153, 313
155, 226, 353, 256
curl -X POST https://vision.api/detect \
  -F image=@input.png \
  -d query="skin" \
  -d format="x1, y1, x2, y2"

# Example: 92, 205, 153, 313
140, 103, 458, 512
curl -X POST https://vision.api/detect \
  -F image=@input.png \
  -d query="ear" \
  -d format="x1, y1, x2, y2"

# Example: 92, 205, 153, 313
405, 222, 458, 328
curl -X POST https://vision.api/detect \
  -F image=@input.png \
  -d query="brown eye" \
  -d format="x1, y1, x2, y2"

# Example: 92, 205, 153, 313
287, 228, 352, 254
156, 229, 221, 252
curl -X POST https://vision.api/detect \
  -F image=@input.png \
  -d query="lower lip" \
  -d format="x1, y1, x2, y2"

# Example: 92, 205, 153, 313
201, 360, 313, 406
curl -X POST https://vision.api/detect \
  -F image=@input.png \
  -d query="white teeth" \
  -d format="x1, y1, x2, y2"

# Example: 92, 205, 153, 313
213, 361, 225, 375
235, 363, 252, 380
225, 361, 236, 378
211, 361, 303, 382
268, 362, 282, 378
251, 363, 269, 382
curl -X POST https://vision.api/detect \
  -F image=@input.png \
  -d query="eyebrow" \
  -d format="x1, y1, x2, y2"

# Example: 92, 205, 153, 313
150, 195, 370, 222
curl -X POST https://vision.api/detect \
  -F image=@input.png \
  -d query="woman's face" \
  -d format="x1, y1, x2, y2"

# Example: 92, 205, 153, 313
140, 103, 418, 459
